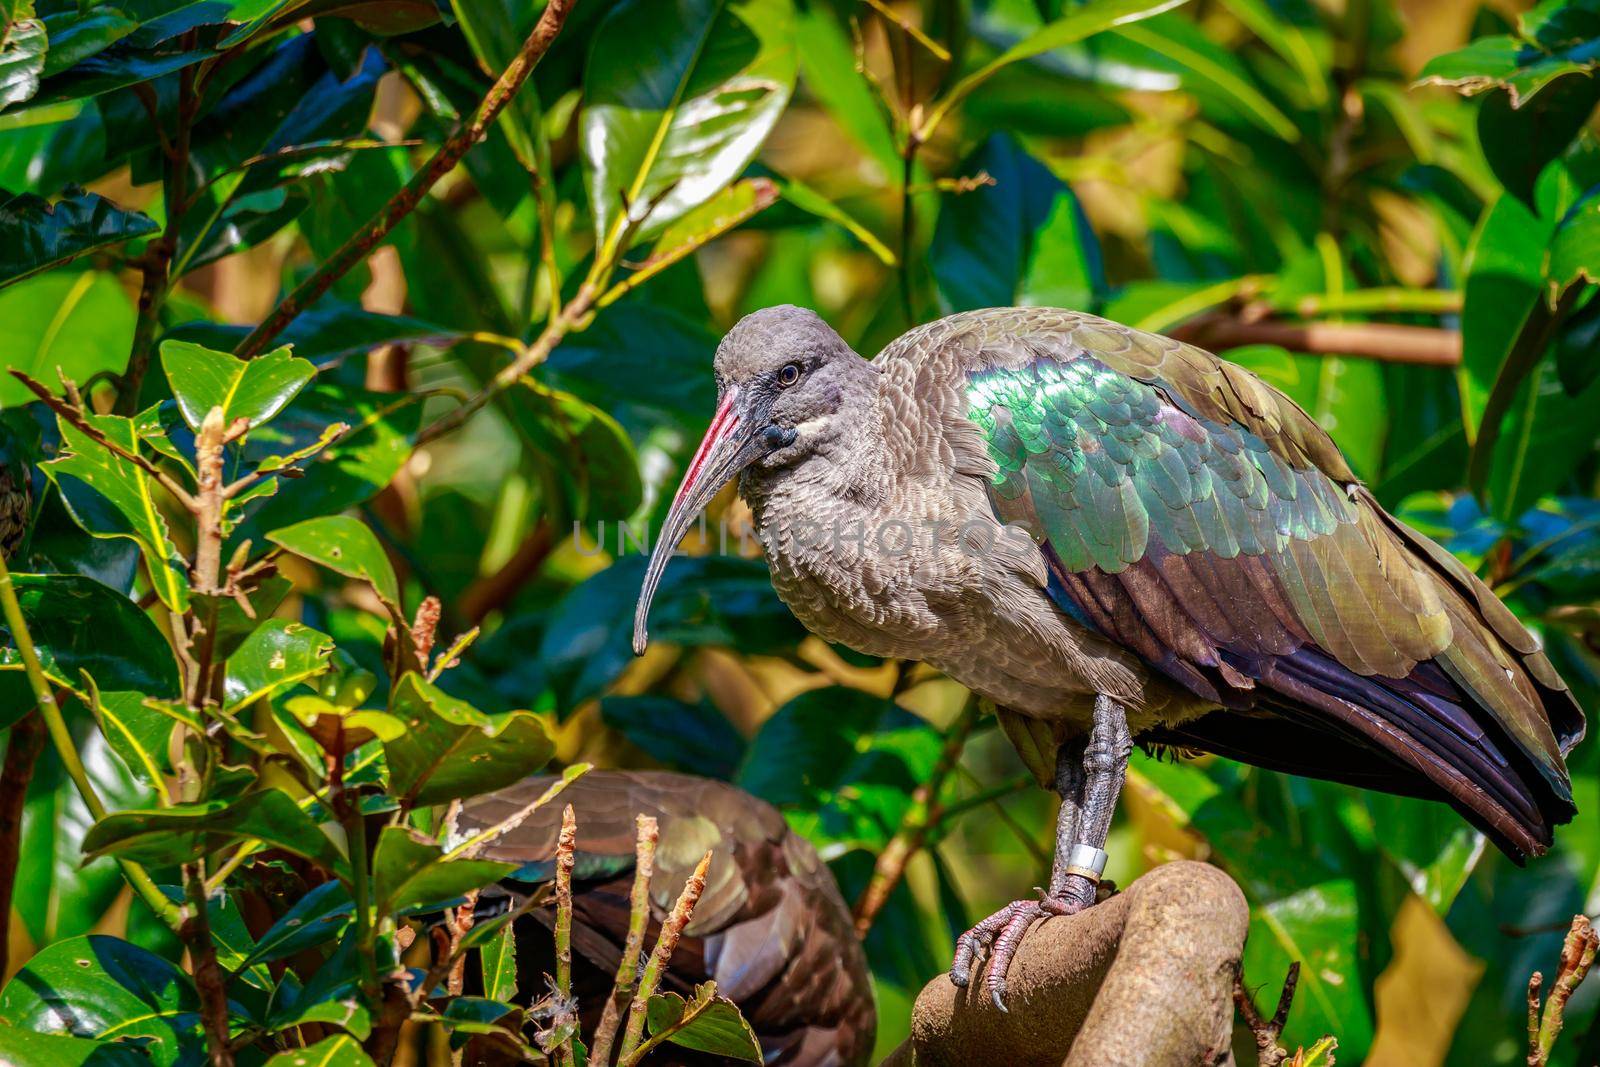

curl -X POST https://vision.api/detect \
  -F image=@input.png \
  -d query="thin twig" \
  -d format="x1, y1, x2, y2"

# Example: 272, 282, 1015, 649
117, 54, 199, 415
590, 814, 660, 1067
853, 694, 979, 937
12, 372, 198, 511
616, 850, 714, 1063
1168, 317, 1461, 366
1527, 915, 1599, 1066
553, 804, 578, 1066
234, 0, 578, 358
0, 712, 46, 979
864, 0, 950, 59
181, 860, 235, 1066
1234, 961, 1301, 1067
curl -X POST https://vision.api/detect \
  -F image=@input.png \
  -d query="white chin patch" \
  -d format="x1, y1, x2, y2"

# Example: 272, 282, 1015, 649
792, 415, 830, 440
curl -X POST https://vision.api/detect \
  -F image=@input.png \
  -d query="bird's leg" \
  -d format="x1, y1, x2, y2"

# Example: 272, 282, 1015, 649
949, 695, 1132, 1011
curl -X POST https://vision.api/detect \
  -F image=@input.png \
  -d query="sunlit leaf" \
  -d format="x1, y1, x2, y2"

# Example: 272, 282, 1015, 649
268, 514, 399, 608
646, 986, 762, 1062
0, 270, 133, 409
222, 618, 335, 710
82, 788, 349, 875
384, 672, 555, 806
371, 825, 514, 914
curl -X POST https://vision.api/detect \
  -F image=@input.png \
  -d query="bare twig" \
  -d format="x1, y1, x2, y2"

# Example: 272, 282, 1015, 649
181, 860, 235, 1066
11, 372, 198, 511
864, 0, 950, 60
458, 520, 553, 624
0, 712, 46, 978
1527, 915, 1599, 1066
552, 804, 578, 1065
854, 694, 980, 937
1235, 961, 1301, 1067
191, 408, 233, 597
1168, 317, 1461, 366
234, 0, 577, 358
117, 55, 199, 415
590, 814, 660, 1067
616, 850, 714, 1063
446, 889, 481, 996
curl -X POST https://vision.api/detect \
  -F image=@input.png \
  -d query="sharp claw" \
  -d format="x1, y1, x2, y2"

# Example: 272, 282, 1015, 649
991, 986, 1008, 1013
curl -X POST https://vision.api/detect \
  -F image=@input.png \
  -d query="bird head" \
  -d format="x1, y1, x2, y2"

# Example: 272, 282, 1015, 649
632, 305, 867, 655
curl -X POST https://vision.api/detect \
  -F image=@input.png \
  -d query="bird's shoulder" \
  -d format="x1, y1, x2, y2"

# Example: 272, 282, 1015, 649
875, 306, 1355, 485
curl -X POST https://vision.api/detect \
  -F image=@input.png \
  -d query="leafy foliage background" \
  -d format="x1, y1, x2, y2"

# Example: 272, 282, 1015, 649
0, 0, 1598, 1063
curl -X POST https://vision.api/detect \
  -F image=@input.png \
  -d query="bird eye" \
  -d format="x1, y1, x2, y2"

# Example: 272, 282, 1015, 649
777, 362, 802, 387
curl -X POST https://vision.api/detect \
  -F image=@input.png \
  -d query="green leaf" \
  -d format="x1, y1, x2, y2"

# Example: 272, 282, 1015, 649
371, 825, 515, 915
0, 2, 45, 111
646, 987, 762, 1061
36, 8, 138, 79
1478, 74, 1600, 208
793, 2, 896, 173
384, 672, 555, 806
1215, 0, 1328, 105
1419, 17, 1600, 106
581, 0, 798, 252
82, 676, 174, 802
0, 1028, 150, 1066
0, 270, 133, 409
164, 304, 465, 366
776, 174, 897, 265
0, 574, 180, 711
930, 0, 1188, 127
1242, 880, 1372, 1053
83, 787, 349, 875
266, 1035, 375, 1067
41, 410, 189, 612
600, 696, 746, 780
223, 618, 335, 711
265, 929, 375, 1039
0, 935, 204, 1066
1111, 14, 1300, 141
1484, 359, 1600, 520
1547, 187, 1600, 293
1460, 194, 1549, 437
930, 134, 1101, 314
158, 339, 315, 433
268, 514, 399, 608
481, 915, 517, 1002
0, 188, 157, 288
238, 880, 352, 969
234, 383, 420, 541
511, 384, 642, 522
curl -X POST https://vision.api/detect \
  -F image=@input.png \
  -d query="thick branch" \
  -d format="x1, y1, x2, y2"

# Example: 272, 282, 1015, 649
234, 0, 577, 358
1169, 316, 1461, 366
181, 861, 235, 1066
889, 861, 1247, 1067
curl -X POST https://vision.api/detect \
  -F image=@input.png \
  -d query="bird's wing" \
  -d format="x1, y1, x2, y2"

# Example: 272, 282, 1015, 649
883, 307, 1583, 857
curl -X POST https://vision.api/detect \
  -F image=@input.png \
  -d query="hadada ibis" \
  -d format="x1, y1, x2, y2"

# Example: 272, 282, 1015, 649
459, 769, 875, 1066
631, 305, 1586, 1009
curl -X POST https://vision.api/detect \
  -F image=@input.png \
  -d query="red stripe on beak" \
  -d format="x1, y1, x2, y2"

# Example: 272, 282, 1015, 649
674, 388, 740, 506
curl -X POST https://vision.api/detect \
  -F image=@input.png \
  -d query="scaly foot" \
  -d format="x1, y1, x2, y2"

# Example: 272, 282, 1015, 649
949, 873, 1099, 1011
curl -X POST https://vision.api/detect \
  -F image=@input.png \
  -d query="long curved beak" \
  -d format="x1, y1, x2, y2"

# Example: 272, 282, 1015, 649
633, 388, 756, 655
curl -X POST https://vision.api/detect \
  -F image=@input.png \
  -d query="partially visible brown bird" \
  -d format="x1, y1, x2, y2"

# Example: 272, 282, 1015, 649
459, 770, 875, 1067
0, 437, 30, 561
632, 304, 1586, 1008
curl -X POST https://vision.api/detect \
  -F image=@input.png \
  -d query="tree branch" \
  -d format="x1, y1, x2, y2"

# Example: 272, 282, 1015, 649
233, 0, 578, 358
0, 711, 46, 979
616, 850, 713, 1062
589, 814, 659, 1067
854, 693, 979, 937
1169, 316, 1462, 366
181, 860, 235, 1066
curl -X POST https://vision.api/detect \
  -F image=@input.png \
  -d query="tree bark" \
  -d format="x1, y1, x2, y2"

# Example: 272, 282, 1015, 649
886, 860, 1247, 1067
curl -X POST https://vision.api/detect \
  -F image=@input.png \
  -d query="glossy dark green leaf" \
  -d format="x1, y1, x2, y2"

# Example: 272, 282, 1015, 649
1460, 195, 1548, 435
371, 825, 515, 915
238, 880, 353, 969
0, 573, 179, 707
1547, 187, 1600, 294
21, 16, 229, 113
82, 788, 348, 874
234, 383, 420, 541
930, 134, 1102, 314
543, 303, 718, 427
384, 672, 555, 806
268, 514, 400, 608
646, 987, 761, 1061
157, 340, 315, 433
222, 618, 335, 710
0, 270, 133, 409
173, 186, 309, 277
0, 935, 204, 1066
0, 188, 157, 288
86, 682, 175, 800
511, 384, 642, 522
1478, 74, 1600, 208
0, 1028, 150, 1066
265, 1035, 375, 1067
1420, 13, 1600, 107
41, 410, 189, 612
480, 917, 516, 1002
164, 304, 465, 367
1485, 360, 1600, 520
265, 929, 374, 1039
539, 556, 805, 713
581, 0, 797, 251
0, 2, 45, 111
600, 695, 746, 780
37, 8, 139, 79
